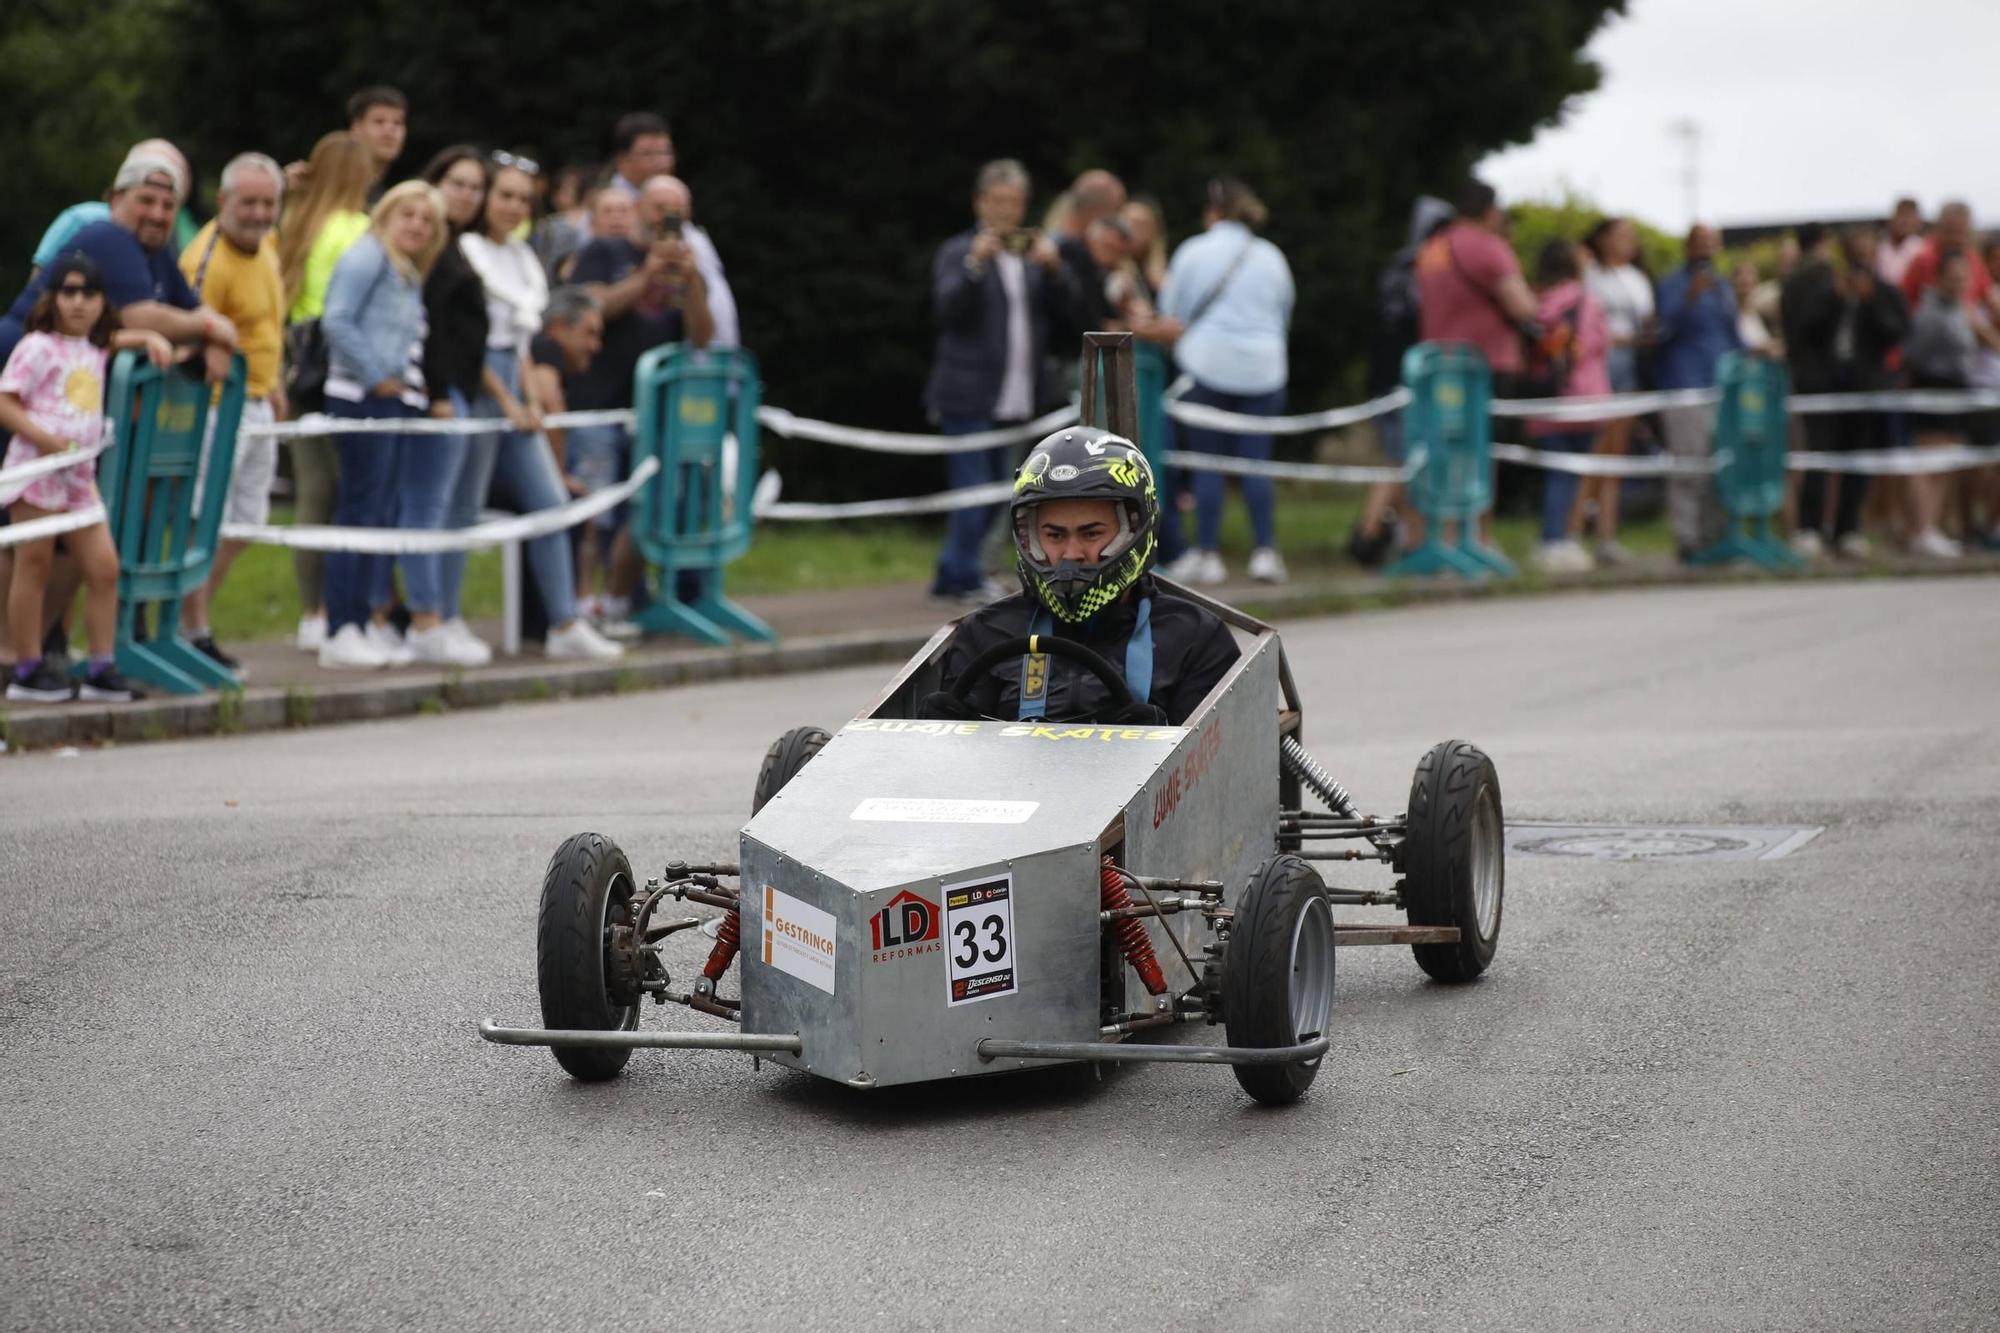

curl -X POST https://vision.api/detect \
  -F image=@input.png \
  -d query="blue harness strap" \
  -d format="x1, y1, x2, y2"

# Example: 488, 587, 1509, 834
1018, 597, 1153, 720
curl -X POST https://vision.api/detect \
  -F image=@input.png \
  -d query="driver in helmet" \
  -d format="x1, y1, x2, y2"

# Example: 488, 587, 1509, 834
921, 426, 1239, 725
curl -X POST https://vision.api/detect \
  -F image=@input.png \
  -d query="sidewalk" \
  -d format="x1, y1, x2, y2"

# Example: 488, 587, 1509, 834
5, 551, 1997, 752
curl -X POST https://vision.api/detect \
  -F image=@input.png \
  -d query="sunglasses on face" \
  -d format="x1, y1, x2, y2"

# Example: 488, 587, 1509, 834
491, 150, 540, 177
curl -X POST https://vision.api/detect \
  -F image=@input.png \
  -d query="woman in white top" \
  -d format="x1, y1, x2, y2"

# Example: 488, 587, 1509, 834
452, 155, 620, 661
1577, 217, 1655, 562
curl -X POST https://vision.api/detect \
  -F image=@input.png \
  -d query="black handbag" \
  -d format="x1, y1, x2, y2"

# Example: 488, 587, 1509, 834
283, 318, 328, 413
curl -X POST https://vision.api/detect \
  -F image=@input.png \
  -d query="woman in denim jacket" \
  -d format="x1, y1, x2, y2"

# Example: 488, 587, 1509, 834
318, 181, 450, 669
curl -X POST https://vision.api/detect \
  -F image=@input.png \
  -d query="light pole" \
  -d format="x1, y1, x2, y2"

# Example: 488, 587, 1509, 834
1667, 118, 1702, 224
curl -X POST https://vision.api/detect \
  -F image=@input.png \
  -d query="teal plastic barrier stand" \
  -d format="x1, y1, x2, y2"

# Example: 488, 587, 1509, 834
1689, 352, 1800, 570
628, 345, 772, 645
1384, 342, 1515, 579
102, 351, 247, 694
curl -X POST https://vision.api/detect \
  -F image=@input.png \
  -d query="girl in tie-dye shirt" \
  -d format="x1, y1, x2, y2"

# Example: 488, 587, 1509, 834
0, 252, 171, 702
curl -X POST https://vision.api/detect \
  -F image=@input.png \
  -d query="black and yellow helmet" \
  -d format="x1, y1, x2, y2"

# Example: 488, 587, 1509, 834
1009, 427, 1158, 623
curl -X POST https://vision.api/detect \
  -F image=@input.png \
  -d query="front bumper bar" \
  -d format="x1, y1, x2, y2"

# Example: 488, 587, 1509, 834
478, 1019, 1326, 1068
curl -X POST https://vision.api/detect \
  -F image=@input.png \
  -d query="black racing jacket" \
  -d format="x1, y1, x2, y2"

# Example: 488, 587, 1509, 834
935, 581, 1241, 725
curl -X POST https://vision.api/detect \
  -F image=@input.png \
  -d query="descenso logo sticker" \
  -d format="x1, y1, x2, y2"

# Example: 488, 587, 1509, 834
762, 884, 836, 994
870, 889, 940, 963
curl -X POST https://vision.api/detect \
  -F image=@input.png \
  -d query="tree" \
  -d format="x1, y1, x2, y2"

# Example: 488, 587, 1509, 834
0, 0, 167, 298
9, 0, 1623, 498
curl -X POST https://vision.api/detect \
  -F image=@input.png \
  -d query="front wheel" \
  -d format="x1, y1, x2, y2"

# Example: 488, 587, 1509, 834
752, 726, 831, 815
1223, 853, 1336, 1106
536, 832, 640, 1081
1403, 740, 1504, 982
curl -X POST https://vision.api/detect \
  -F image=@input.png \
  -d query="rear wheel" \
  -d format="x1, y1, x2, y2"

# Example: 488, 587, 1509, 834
1403, 740, 1504, 982
536, 833, 640, 1081
752, 726, 831, 815
1223, 853, 1336, 1106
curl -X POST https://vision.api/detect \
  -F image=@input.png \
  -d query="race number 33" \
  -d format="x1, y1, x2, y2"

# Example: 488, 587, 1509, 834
943, 873, 1018, 1006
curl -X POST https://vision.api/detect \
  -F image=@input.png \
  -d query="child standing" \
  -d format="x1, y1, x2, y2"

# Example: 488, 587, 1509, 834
0, 253, 172, 702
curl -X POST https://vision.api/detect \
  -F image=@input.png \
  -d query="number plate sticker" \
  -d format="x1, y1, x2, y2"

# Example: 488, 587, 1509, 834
943, 873, 1018, 1006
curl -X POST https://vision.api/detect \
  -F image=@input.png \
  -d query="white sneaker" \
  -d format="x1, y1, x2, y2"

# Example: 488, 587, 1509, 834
599, 594, 632, 623
546, 618, 624, 661
318, 623, 389, 669
443, 618, 493, 665
1911, 527, 1962, 559
1246, 547, 1288, 584
1532, 539, 1593, 574
1835, 532, 1872, 561
1593, 539, 1635, 567
1175, 550, 1225, 586
365, 621, 415, 667
296, 613, 328, 652
1789, 530, 1824, 559
408, 623, 489, 667
1159, 550, 1206, 582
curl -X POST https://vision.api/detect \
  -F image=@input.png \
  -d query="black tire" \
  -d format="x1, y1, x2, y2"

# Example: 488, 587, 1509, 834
536, 832, 640, 1081
1223, 853, 1336, 1106
1403, 740, 1504, 983
752, 725, 831, 815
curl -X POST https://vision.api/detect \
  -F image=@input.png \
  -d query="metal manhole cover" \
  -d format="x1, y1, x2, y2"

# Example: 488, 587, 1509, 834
1505, 823, 1822, 863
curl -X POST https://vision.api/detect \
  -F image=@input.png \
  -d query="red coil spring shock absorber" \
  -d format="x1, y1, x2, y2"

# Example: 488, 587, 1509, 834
1100, 862, 1167, 996
702, 905, 741, 982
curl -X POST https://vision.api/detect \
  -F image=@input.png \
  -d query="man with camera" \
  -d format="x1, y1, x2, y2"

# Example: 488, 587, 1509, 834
567, 177, 716, 627
925, 158, 1078, 604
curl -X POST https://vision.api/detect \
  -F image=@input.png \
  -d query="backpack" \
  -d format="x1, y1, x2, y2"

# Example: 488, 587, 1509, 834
1518, 297, 1583, 400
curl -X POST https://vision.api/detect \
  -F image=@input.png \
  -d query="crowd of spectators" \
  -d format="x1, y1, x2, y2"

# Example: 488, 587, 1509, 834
0, 90, 737, 697
4, 100, 1997, 701
923, 160, 1296, 600
1363, 178, 2000, 572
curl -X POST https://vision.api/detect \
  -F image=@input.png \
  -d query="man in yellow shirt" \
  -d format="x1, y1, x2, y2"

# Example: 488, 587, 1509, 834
178, 152, 287, 670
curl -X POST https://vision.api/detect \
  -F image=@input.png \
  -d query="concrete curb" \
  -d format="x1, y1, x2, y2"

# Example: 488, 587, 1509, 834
3, 554, 1995, 754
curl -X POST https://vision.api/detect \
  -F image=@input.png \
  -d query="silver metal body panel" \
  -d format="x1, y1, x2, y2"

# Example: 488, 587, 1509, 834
736, 634, 1285, 1089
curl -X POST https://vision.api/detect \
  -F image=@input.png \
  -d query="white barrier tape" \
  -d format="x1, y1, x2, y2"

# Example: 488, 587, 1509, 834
1790, 388, 2000, 415
1786, 443, 2000, 475
754, 475, 1016, 521
239, 407, 637, 443
1164, 389, 1411, 436
220, 456, 659, 553
755, 403, 1077, 455
1490, 443, 1730, 477
1488, 388, 1721, 420
0, 440, 107, 489
0, 503, 107, 549
1162, 447, 1424, 485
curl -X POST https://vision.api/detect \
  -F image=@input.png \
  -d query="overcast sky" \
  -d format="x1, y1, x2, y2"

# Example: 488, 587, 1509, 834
1480, 0, 2000, 233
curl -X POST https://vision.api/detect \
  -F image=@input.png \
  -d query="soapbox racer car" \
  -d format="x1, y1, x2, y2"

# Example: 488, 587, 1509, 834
480, 585, 1505, 1106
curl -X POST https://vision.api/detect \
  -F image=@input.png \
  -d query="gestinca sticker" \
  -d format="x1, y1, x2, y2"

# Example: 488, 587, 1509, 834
762, 885, 836, 994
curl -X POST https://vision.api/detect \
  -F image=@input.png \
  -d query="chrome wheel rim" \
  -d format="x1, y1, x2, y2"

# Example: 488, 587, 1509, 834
1471, 788, 1503, 941
1289, 894, 1336, 1058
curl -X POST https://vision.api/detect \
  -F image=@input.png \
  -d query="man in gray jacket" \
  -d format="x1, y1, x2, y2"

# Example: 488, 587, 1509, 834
925, 158, 1078, 603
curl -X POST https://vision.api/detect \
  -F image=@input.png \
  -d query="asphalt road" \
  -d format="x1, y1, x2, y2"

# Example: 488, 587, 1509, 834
4, 577, 1996, 1332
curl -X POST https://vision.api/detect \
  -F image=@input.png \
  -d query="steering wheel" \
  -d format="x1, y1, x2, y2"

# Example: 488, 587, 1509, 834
946, 634, 1135, 714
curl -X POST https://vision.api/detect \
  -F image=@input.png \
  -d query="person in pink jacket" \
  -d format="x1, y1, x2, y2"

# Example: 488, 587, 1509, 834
1526, 239, 1611, 573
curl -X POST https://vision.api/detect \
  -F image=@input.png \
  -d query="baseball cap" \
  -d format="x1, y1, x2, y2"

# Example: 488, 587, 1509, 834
112, 150, 186, 200
45, 251, 108, 294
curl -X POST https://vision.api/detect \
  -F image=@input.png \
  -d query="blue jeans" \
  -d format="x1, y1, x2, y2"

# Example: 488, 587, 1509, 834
565, 423, 630, 534
1182, 382, 1283, 550
455, 350, 579, 627
1537, 431, 1593, 541
325, 395, 417, 634
374, 414, 466, 616
931, 416, 1014, 595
